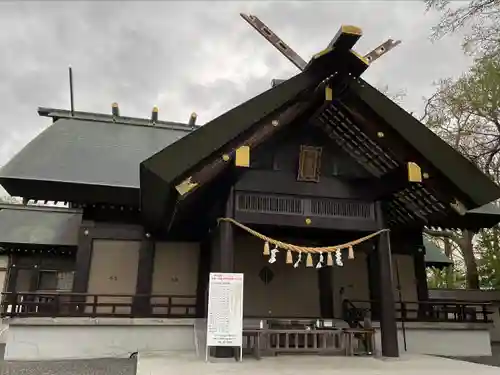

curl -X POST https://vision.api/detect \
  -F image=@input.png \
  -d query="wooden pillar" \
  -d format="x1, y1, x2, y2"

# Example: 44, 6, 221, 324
5, 255, 19, 293
72, 225, 93, 294
212, 187, 236, 358
134, 233, 155, 316
366, 250, 380, 320
318, 266, 334, 318
413, 246, 429, 318
195, 237, 212, 318
375, 201, 399, 357
4, 255, 19, 312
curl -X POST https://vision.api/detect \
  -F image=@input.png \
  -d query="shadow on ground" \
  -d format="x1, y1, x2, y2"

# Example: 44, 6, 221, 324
0, 358, 136, 375
442, 343, 500, 368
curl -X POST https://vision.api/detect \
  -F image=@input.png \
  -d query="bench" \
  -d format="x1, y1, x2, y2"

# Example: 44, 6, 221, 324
266, 329, 344, 356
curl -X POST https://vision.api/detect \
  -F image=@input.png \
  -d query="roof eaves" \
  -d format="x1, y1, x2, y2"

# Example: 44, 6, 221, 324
424, 238, 453, 267
0, 203, 83, 214
468, 200, 500, 215
349, 79, 500, 208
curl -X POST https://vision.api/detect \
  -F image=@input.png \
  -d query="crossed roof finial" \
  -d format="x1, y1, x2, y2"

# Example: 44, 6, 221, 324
240, 13, 401, 76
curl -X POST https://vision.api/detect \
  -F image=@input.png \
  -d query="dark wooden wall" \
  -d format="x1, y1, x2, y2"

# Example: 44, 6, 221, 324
236, 122, 373, 199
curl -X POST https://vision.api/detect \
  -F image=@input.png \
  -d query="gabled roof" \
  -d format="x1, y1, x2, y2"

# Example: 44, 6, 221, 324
140, 39, 500, 231
0, 108, 193, 205
140, 38, 371, 229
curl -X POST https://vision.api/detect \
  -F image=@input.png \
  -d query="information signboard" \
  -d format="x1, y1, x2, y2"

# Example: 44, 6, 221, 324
205, 272, 244, 360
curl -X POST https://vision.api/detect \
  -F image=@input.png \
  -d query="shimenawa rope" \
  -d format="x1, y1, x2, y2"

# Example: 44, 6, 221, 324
217, 217, 388, 254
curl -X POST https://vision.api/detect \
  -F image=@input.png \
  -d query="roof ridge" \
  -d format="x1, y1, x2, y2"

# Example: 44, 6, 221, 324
38, 107, 198, 132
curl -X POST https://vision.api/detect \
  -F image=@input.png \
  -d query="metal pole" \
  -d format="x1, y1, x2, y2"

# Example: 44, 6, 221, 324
69, 66, 75, 116
395, 258, 407, 351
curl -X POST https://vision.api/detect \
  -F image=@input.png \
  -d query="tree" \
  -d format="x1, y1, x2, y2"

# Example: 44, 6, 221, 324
422, 55, 500, 176
477, 226, 500, 288
427, 235, 467, 289
425, 0, 500, 57
421, 53, 500, 289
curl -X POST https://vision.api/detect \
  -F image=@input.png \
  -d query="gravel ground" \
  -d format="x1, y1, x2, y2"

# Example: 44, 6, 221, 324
0, 358, 136, 375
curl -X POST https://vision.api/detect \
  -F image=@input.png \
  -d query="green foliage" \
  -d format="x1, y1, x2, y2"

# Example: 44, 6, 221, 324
423, 51, 500, 289
427, 266, 466, 289
477, 227, 500, 289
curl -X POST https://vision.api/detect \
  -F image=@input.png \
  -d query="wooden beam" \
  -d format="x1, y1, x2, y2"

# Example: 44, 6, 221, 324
327, 25, 363, 51
366, 163, 424, 200
364, 39, 401, 65
174, 101, 309, 200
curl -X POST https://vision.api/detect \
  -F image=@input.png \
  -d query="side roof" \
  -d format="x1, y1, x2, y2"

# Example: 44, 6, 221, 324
0, 203, 83, 247
424, 238, 453, 269
0, 108, 193, 204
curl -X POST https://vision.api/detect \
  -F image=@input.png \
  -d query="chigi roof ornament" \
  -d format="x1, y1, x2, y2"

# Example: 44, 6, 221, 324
240, 13, 401, 87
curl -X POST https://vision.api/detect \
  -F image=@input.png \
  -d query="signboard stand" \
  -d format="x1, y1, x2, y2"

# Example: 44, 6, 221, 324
205, 272, 244, 362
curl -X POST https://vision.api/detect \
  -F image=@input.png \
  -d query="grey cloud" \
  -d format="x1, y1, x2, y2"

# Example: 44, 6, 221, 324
0, 0, 474, 198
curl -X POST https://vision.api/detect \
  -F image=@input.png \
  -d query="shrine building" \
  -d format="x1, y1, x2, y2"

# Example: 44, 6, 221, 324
0, 21, 500, 361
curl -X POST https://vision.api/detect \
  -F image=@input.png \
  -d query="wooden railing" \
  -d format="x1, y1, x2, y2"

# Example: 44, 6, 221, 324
0, 292, 197, 318
266, 329, 345, 355
343, 299, 493, 324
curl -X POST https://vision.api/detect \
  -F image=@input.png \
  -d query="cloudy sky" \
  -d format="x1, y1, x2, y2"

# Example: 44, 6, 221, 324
0, 1, 472, 196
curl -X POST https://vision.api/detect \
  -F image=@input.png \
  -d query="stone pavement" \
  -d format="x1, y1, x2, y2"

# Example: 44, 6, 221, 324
137, 352, 500, 375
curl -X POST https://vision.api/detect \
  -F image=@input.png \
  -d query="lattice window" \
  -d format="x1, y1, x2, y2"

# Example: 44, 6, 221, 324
236, 193, 304, 215
309, 198, 374, 219
297, 145, 322, 182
